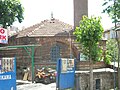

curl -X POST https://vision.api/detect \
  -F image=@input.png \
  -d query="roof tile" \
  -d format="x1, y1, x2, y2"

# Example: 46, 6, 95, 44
17, 19, 73, 38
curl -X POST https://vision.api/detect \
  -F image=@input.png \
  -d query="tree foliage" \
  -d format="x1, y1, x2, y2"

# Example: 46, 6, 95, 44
0, 0, 24, 28
73, 16, 104, 62
106, 39, 118, 64
103, 0, 120, 89
73, 15, 104, 90
102, 0, 120, 23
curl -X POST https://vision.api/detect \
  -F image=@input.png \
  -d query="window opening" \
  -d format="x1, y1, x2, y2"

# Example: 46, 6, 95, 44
50, 45, 60, 62
96, 79, 100, 90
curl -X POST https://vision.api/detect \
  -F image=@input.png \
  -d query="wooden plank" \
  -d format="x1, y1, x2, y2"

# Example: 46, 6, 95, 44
23, 72, 28, 80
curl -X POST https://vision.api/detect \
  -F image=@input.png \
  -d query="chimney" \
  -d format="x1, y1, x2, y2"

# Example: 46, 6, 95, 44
74, 0, 88, 29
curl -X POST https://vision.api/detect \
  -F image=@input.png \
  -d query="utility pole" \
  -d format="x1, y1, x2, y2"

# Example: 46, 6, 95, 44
69, 31, 72, 59
114, 0, 120, 89
63, 29, 72, 59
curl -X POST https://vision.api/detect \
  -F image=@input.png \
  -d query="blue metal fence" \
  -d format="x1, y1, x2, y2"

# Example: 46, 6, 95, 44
0, 57, 16, 90
56, 58, 75, 90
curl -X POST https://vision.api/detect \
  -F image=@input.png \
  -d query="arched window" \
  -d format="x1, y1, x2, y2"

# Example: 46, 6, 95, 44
50, 45, 60, 62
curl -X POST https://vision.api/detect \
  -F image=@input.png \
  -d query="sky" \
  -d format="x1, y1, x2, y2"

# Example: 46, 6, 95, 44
13, 0, 114, 30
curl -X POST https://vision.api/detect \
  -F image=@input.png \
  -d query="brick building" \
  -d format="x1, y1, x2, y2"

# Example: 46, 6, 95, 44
0, 0, 116, 89
1, 18, 114, 89
0, 18, 80, 78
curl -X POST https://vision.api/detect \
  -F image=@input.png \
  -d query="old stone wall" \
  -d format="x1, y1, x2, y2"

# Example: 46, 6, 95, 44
76, 72, 117, 90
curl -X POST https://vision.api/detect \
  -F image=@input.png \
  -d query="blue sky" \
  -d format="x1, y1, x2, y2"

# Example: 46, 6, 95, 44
13, 0, 114, 30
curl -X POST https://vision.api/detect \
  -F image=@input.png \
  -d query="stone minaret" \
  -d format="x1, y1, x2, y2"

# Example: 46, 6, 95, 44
74, 0, 88, 28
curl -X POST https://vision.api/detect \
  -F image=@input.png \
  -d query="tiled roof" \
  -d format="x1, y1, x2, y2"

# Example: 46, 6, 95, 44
17, 18, 73, 38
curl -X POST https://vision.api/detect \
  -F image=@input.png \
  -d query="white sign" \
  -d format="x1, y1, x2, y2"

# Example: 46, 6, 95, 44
0, 27, 8, 44
0, 75, 11, 80
61, 58, 74, 73
61, 59, 67, 73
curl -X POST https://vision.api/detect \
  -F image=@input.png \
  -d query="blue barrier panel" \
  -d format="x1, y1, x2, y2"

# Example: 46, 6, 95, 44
0, 57, 16, 90
56, 58, 75, 90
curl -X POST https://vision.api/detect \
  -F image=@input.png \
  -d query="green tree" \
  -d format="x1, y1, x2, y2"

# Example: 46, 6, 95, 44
103, 0, 120, 88
106, 39, 118, 63
102, 0, 120, 24
73, 16, 104, 90
0, 0, 24, 28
